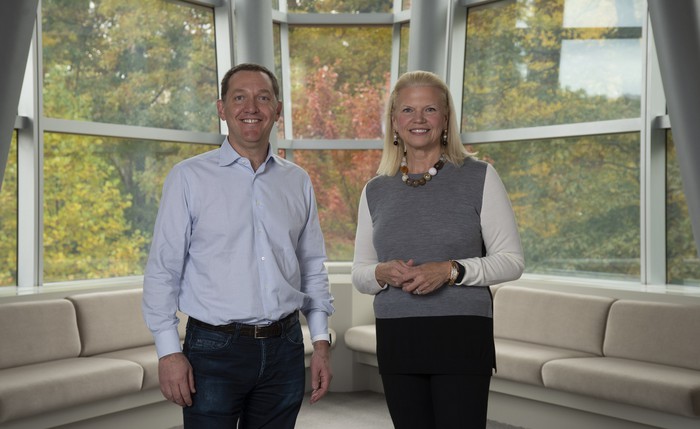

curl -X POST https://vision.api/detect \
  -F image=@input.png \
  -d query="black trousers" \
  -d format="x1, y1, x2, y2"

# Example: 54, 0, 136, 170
381, 372, 491, 429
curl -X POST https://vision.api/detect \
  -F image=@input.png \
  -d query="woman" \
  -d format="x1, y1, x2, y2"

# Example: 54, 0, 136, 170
352, 71, 524, 429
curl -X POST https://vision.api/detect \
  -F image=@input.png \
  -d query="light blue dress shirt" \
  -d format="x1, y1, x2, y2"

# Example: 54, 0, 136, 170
143, 140, 334, 358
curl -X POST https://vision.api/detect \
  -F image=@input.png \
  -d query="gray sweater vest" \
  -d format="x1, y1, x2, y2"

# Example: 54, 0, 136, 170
365, 157, 493, 319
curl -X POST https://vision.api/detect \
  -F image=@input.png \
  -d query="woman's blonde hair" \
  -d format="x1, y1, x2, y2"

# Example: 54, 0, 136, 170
376, 71, 475, 176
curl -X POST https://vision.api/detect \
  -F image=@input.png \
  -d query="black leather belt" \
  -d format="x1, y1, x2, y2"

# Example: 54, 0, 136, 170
188, 311, 298, 339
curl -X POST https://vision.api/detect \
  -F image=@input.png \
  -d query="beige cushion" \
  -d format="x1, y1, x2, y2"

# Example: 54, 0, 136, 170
0, 300, 80, 369
97, 345, 160, 390
344, 325, 376, 354
68, 289, 154, 356
0, 357, 143, 424
604, 300, 700, 371
489, 283, 507, 296
494, 338, 595, 386
494, 286, 614, 355
542, 356, 700, 417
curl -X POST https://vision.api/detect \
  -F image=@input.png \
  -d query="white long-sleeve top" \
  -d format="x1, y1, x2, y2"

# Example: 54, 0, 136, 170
352, 160, 524, 308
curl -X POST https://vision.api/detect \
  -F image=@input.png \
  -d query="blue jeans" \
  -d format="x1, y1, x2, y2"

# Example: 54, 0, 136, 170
182, 319, 306, 429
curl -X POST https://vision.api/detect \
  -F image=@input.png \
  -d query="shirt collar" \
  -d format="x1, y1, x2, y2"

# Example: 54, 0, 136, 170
218, 138, 282, 169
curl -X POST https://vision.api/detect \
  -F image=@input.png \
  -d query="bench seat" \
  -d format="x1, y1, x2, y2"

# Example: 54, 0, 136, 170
494, 338, 597, 386
541, 298, 700, 417
0, 357, 143, 423
543, 356, 700, 417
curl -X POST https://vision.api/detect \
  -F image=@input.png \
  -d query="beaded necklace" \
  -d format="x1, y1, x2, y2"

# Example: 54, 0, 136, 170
400, 154, 446, 187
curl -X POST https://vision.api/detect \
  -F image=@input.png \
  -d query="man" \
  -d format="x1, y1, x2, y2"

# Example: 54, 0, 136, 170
143, 63, 334, 428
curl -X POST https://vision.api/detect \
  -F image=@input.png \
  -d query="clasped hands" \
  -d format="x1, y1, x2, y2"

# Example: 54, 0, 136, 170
375, 259, 452, 295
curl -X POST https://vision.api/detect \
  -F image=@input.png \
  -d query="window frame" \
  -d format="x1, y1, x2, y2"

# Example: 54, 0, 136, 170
6, 0, 698, 295
449, 0, 676, 289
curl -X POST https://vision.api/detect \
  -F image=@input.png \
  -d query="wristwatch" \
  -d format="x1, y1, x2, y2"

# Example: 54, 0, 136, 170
448, 260, 459, 285
449, 260, 466, 286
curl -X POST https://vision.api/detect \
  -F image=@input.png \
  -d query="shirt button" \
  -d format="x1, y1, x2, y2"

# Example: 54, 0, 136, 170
261, 256, 266, 261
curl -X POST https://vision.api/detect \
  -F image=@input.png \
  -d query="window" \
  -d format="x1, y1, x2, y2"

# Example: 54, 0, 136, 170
273, 22, 285, 140
286, 23, 392, 258
42, 0, 218, 132
0, 132, 17, 286
287, 0, 392, 13
474, 133, 640, 280
288, 25, 392, 139
399, 23, 410, 75
40, 0, 218, 282
462, 0, 645, 131
666, 131, 700, 286
10, 0, 697, 290
293, 149, 382, 260
460, 0, 647, 282
43, 133, 213, 282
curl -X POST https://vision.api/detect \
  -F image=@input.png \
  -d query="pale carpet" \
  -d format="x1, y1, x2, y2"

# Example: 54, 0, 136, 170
170, 391, 526, 428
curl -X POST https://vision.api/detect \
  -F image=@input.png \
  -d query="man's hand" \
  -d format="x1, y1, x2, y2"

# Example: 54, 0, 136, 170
158, 352, 196, 407
309, 340, 332, 404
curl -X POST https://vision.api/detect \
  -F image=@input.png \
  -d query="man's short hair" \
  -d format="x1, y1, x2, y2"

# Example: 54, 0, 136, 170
220, 63, 280, 101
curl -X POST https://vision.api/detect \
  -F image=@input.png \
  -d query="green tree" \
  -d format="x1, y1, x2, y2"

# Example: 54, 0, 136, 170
291, 63, 387, 259
287, 23, 392, 260
288, 0, 392, 13
461, 0, 643, 278
0, 135, 18, 285
462, 0, 640, 131
43, 0, 218, 131
41, 0, 218, 281
666, 134, 700, 285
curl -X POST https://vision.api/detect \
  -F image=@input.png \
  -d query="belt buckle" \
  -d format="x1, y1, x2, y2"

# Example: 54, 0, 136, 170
253, 325, 268, 339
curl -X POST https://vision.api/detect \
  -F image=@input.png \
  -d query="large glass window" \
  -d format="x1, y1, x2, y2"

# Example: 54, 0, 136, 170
293, 149, 382, 260
399, 23, 410, 76
666, 132, 700, 286
288, 25, 392, 139
462, 0, 645, 131
42, 0, 218, 132
286, 23, 391, 260
43, 133, 213, 282
287, 0, 392, 13
0, 133, 18, 286
273, 22, 285, 140
473, 133, 640, 279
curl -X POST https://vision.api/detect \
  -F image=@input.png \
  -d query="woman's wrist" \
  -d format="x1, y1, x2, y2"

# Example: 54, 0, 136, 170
448, 260, 466, 285
375, 264, 388, 289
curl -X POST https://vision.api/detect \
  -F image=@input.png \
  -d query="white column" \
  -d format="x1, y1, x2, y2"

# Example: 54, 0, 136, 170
407, 0, 450, 79
233, 0, 275, 72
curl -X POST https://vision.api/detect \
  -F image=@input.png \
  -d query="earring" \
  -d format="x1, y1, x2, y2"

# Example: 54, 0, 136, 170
393, 131, 399, 146
442, 129, 448, 146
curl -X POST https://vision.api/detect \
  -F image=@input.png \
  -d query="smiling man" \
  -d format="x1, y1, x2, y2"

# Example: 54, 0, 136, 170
143, 63, 334, 429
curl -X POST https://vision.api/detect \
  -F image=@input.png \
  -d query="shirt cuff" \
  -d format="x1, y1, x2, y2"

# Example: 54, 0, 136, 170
306, 309, 329, 341
154, 329, 183, 359
311, 333, 331, 344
